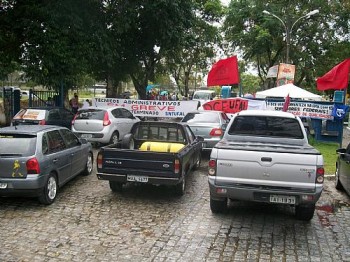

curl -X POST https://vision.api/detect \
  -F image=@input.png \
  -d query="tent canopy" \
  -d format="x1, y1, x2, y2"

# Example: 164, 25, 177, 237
255, 83, 322, 101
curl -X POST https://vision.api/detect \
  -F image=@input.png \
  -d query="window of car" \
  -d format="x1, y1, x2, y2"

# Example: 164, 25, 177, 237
48, 109, 61, 121
182, 112, 220, 124
60, 129, 80, 148
228, 116, 304, 139
59, 108, 74, 119
184, 126, 194, 143
76, 109, 105, 120
111, 108, 123, 118
47, 130, 66, 153
0, 134, 36, 156
120, 108, 134, 118
42, 133, 49, 155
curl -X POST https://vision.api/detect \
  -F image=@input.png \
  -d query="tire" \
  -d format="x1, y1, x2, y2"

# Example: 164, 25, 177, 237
295, 204, 315, 221
174, 175, 186, 196
335, 164, 344, 190
210, 197, 228, 213
193, 152, 201, 170
109, 181, 123, 192
82, 152, 93, 176
38, 173, 58, 205
121, 134, 135, 149
110, 131, 119, 145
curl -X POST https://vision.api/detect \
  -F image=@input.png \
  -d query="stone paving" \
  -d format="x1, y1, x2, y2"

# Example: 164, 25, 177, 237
1, 151, 350, 262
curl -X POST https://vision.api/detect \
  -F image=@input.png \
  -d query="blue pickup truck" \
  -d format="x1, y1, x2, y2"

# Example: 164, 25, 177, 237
96, 121, 203, 195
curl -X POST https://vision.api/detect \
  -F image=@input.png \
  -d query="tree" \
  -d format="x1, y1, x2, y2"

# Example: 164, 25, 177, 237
223, 0, 349, 91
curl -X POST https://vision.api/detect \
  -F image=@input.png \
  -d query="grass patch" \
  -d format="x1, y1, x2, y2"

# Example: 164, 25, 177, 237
311, 140, 339, 175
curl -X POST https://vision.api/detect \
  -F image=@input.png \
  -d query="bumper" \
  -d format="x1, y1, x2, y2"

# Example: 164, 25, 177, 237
0, 175, 47, 197
97, 173, 181, 186
208, 176, 323, 205
202, 138, 221, 150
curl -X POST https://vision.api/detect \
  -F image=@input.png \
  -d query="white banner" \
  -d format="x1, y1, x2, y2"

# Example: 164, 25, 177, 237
92, 98, 199, 118
266, 101, 334, 120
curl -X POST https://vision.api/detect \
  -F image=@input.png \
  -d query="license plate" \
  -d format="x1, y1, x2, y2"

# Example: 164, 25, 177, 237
0, 183, 8, 189
270, 194, 296, 204
127, 175, 148, 183
81, 134, 92, 139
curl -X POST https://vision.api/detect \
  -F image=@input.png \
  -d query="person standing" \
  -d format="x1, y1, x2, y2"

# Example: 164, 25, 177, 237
69, 93, 79, 113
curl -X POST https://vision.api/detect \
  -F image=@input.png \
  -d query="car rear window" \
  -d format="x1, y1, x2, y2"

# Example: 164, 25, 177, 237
228, 116, 304, 139
76, 109, 106, 120
182, 112, 220, 123
0, 134, 37, 156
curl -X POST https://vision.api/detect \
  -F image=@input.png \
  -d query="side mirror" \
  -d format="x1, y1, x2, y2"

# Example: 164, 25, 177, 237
79, 138, 88, 144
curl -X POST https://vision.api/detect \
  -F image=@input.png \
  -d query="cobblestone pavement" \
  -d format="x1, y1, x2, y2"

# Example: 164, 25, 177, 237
1, 150, 350, 262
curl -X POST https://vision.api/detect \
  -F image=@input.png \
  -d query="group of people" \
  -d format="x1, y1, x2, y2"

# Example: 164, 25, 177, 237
69, 93, 91, 113
146, 90, 181, 101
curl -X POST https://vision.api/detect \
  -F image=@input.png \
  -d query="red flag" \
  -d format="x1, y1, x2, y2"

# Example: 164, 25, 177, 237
282, 94, 290, 112
207, 56, 240, 86
316, 58, 350, 91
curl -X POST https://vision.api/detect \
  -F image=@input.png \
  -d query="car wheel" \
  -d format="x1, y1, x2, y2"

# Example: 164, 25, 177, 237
110, 132, 119, 144
109, 181, 123, 192
174, 174, 186, 196
295, 204, 315, 221
210, 197, 228, 213
82, 152, 93, 176
193, 152, 201, 170
335, 164, 344, 190
38, 173, 58, 205
121, 134, 135, 149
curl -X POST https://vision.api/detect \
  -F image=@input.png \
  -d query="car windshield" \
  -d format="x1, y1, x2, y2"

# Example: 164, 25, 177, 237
0, 134, 36, 156
182, 112, 220, 124
193, 92, 212, 100
76, 109, 106, 120
228, 116, 304, 139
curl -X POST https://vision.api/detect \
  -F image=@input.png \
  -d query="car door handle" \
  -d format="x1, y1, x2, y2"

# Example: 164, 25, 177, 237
52, 159, 58, 163
261, 157, 272, 162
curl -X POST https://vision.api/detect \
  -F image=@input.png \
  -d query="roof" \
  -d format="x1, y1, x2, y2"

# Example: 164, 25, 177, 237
236, 109, 297, 119
0, 125, 66, 134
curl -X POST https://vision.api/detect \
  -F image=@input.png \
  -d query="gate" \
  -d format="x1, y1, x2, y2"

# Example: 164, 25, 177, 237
2, 87, 21, 125
29, 89, 61, 107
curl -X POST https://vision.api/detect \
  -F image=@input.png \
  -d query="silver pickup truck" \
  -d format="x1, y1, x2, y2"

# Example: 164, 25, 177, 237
208, 110, 324, 221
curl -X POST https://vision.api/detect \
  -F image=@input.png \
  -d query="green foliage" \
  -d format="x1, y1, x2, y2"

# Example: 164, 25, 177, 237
312, 141, 339, 175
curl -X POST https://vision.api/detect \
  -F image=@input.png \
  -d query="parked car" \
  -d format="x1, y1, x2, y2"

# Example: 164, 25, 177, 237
335, 144, 350, 195
0, 125, 93, 204
12, 107, 75, 129
71, 106, 140, 145
180, 110, 230, 150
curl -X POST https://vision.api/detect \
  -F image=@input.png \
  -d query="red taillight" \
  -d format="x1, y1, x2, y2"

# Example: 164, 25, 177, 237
208, 159, 216, 176
38, 119, 46, 125
26, 158, 41, 174
103, 112, 111, 126
316, 167, 324, 183
209, 128, 223, 137
97, 153, 103, 169
174, 159, 180, 174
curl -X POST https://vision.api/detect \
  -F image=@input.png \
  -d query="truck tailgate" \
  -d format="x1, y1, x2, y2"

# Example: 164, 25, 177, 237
100, 149, 177, 176
215, 148, 320, 189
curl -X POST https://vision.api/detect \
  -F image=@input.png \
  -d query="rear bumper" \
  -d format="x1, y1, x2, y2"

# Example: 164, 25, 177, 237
208, 176, 323, 205
0, 175, 47, 197
97, 173, 181, 185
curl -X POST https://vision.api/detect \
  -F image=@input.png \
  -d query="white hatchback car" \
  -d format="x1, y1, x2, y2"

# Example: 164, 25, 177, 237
72, 106, 140, 145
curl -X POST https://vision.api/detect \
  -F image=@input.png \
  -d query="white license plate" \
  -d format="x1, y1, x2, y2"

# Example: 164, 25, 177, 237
81, 134, 92, 139
270, 194, 296, 204
0, 183, 8, 189
127, 175, 148, 183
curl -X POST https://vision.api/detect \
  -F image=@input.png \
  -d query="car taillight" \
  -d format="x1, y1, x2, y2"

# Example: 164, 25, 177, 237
103, 112, 111, 126
316, 166, 324, 183
208, 159, 216, 176
174, 159, 180, 174
26, 158, 41, 174
209, 128, 223, 137
38, 119, 46, 125
97, 153, 103, 169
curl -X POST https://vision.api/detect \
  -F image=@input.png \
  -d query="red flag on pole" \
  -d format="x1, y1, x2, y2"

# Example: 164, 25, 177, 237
207, 56, 240, 86
316, 58, 350, 91
282, 94, 290, 112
